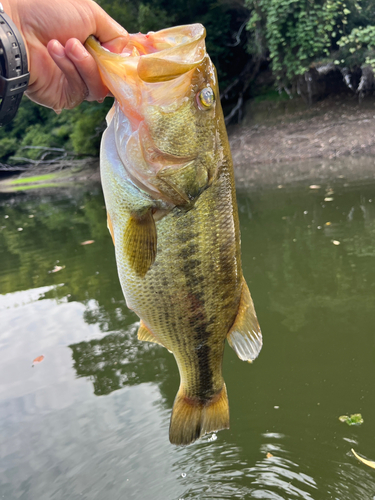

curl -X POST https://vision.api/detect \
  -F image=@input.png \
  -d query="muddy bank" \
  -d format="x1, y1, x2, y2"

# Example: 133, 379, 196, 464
230, 95, 375, 188
2, 94, 375, 192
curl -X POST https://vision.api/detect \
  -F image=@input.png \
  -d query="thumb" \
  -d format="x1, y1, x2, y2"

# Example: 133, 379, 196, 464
90, 2, 129, 53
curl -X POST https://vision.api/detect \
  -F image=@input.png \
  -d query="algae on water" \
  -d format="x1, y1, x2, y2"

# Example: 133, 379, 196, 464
339, 413, 364, 426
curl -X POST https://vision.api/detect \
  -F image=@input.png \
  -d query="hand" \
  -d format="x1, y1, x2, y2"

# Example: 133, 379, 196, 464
2, 0, 129, 111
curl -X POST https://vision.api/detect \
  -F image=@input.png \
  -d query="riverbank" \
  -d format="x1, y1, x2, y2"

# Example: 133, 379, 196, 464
230, 94, 375, 188
1, 94, 375, 192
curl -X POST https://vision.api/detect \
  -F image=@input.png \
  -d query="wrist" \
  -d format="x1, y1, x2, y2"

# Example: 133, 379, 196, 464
0, 1, 30, 126
0, 1, 14, 22
1, 1, 23, 44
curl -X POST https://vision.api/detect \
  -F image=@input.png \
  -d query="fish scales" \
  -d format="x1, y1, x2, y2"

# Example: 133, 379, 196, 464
85, 23, 262, 445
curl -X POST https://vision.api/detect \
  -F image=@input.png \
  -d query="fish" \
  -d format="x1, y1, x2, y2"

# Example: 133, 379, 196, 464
85, 24, 262, 446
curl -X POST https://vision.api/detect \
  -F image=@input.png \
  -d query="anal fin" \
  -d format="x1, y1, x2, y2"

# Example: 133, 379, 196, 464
137, 320, 172, 352
124, 209, 157, 277
227, 278, 262, 362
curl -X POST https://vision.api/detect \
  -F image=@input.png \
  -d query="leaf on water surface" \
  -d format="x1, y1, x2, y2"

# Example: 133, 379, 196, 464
309, 185, 321, 189
50, 265, 65, 273
266, 452, 274, 458
332, 240, 341, 245
81, 240, 95, 245
352, 449, 375, 469
32, 355, 44, 365
339, 413, 363, 425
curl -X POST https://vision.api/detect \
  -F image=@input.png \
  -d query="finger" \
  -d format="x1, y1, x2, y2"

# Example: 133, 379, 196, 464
102, 36, 129, 54
63, 38, 109, 102
90, 2, 129, 51
47, 39, 89, 109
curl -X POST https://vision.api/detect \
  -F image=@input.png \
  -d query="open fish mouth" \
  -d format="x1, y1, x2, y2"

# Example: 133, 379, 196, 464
86, 24, 218, 206
85, 24, 207, 107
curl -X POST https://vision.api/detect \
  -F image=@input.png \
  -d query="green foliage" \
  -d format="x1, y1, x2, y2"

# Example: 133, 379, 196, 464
244, 0, 375, 85
337, 24, 375, 69
137, 3, 175, 33
0, 98, 73, 163
70, 100, 112, 156
245, 0, 350, 85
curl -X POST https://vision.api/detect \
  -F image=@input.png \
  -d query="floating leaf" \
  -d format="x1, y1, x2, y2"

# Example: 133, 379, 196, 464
352, 449, 375, 469
81, 240, 95, 245
324, 197, 334, 202
32, 355, 44, 365
50, 265, 65, 273
309, 185, 321, 189
339, 413, 363, 425
266, 452, 274, 458
332, 240, 341, 246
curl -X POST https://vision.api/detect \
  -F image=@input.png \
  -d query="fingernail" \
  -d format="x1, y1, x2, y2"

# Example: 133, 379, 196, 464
51, 40, 65, 58
70, 40, 89, 61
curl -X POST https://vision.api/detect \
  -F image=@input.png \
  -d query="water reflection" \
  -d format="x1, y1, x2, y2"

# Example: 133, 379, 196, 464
1, 179, 375, 499
69, 323, 171, 395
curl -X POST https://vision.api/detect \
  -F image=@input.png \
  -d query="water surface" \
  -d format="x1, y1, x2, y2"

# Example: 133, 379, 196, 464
1, 175, 375, 499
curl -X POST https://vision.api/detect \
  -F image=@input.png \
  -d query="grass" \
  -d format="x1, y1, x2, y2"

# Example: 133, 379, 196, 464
7, 173, 58, 185
9, 183, 60, 191
252, 88, 290, 103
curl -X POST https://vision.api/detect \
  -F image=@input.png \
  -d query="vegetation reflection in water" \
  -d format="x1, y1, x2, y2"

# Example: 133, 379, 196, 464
0, 178, 375, 499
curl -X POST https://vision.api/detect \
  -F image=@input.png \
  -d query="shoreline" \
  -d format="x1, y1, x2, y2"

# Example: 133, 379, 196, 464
229, 94, 375, 188
2, 95, 375, 192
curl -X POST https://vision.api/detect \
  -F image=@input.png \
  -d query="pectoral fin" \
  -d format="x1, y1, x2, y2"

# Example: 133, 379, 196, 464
227, 278, 262, 362
124, 209, 157, 277
137, 320, 172, 352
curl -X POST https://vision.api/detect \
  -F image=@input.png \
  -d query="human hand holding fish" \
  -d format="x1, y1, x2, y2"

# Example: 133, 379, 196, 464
1, 0, 128, 111
85, 23, 263, 445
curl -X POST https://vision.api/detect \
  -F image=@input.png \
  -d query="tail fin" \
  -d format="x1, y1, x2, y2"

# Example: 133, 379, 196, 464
169, 384, 229, 446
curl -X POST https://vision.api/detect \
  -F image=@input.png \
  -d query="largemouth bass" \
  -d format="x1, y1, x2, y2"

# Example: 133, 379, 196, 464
85, 24, 262, 446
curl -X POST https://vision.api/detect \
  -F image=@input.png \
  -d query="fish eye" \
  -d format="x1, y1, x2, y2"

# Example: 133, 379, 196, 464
197, 87, 215, 109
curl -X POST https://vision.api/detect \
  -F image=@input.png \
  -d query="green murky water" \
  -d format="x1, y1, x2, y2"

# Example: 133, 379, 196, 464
1, 175, 375, 499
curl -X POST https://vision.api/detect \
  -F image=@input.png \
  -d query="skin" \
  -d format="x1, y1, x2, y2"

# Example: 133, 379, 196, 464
2, 0, 129, 110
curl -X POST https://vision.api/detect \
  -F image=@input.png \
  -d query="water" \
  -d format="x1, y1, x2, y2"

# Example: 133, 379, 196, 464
1, 176, 375, 499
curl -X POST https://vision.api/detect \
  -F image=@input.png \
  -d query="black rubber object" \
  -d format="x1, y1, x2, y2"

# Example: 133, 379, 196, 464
0, 3, 29, 126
